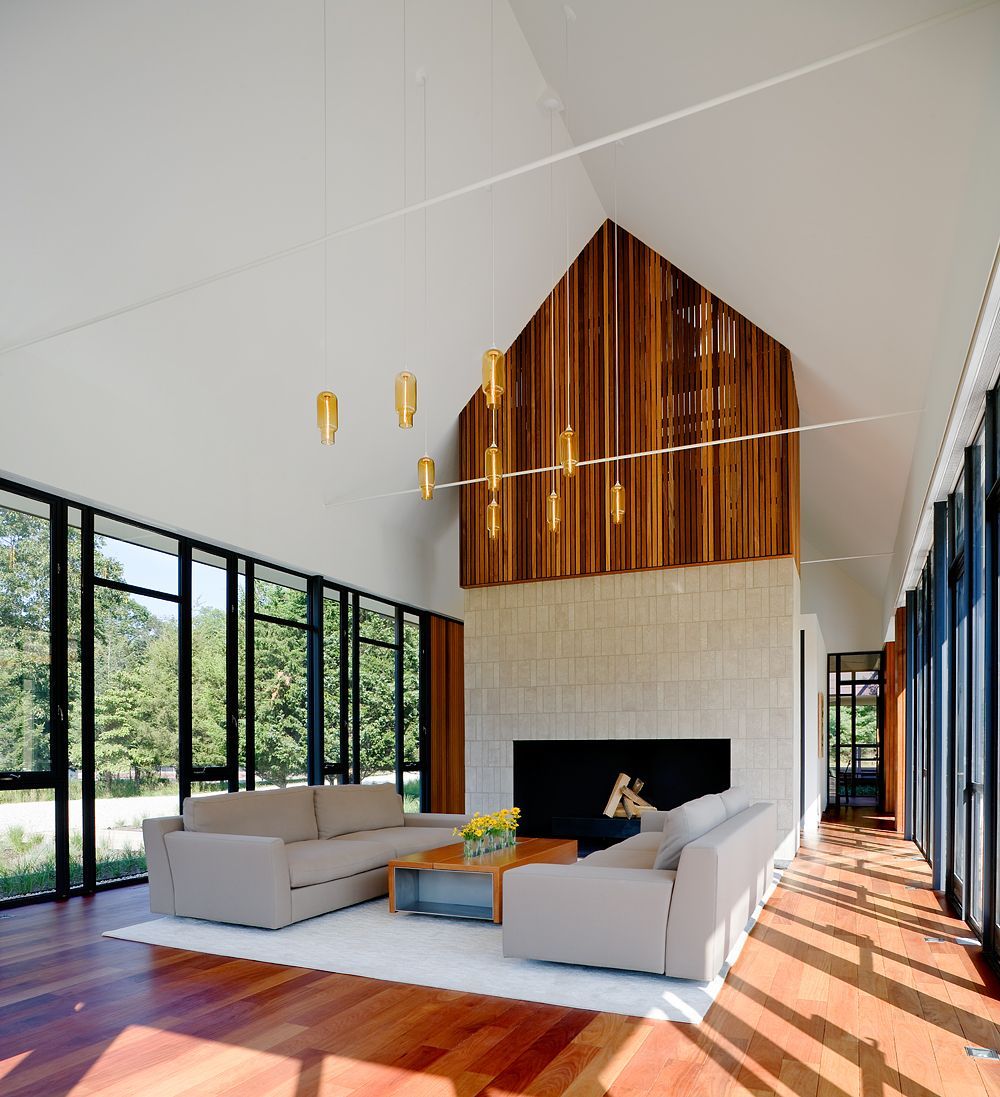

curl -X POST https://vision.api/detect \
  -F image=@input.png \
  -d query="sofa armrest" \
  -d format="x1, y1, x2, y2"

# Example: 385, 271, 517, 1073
403, 812, 471, 829
640, 810, 669, 833
664, 801, 776, 981
502, 863, 674, 974
163, 831, 292, 929
142, 816, 183, 914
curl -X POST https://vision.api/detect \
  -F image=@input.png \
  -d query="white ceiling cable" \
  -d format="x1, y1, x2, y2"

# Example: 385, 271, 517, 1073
325, 409, 920, 506
2, 0, 995, 360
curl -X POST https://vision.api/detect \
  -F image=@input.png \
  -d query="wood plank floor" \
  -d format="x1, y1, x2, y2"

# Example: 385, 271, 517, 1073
3, 809, 1000, 1096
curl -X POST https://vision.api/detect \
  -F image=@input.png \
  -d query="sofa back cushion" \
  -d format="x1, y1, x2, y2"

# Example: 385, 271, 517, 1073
183, 787, 318, 844
720, 786, 751, 819
652, 793, 727, 871
314, 784, 404, 839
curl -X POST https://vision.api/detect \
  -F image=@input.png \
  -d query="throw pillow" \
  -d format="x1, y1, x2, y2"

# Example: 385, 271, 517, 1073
652, 792, 727, 871
720, 785, 751, 818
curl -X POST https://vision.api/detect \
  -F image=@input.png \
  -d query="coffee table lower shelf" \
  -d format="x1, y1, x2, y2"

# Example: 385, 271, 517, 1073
387, 838, 578, 924
392, 867, 495, 921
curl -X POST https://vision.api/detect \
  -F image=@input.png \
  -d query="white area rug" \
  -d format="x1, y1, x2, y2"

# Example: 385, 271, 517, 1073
105, 877, 778, 1023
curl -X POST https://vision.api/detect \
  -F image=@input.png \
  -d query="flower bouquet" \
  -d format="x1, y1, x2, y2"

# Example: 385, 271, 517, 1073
454, 807, 521, 857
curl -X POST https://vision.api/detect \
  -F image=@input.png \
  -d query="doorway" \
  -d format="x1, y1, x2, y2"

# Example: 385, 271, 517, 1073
828, 652, 884, 808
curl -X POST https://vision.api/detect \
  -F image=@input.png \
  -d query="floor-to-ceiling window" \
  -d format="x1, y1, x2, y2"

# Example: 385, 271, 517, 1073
907, 387, 998, 966
0, 476, 446, 907
948, 477, 967, 910
0, 488, 60, 900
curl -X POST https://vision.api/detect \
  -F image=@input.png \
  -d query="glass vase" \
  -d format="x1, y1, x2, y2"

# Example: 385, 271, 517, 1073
463, 838, 478, 858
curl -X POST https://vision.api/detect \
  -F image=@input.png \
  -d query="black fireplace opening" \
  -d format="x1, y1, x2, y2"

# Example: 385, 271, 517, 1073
513, 738, 731, 852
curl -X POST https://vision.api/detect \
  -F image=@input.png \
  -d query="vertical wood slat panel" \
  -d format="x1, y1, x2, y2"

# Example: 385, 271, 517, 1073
428, 617, 465, 815
458, 220, 799, 587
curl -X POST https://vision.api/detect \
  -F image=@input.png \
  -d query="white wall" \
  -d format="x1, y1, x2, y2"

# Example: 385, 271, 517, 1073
800, 560, 883, 654
0, 0, 605, 619
464, 559, 801, 861
799, 613, 828, 830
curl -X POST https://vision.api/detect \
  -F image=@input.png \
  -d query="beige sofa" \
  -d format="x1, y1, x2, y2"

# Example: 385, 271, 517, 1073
142, 784, 469, 929
502, 798, 776, 981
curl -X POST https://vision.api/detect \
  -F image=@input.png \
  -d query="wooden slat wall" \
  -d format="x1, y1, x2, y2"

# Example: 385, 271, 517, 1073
883, 605, 908, 826
428, 616, 465, 814
459, 220, 800, 587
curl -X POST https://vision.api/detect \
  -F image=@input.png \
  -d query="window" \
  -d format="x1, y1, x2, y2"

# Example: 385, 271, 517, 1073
251, 568, 310, 789
0, 477, 440, 910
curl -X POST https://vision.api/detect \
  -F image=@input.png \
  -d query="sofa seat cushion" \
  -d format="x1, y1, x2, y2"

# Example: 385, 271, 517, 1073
720, 786, 751, 818
314, 784, 405, 840
183, 787, 318, 844
334, 826, 457, 858
285, 839, 393, 888
584, 846, 664, 871
653, 793, 727, 871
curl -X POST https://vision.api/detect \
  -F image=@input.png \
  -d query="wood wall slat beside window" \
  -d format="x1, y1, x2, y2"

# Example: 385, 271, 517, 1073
428, 617, 464, 814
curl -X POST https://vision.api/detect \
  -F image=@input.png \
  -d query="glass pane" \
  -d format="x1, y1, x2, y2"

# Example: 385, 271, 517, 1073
323, 594, 342, 768
254, 567, 307, 623
93, 586, 179, 883
359, 597, 396, 643
952, 481, 965, 558
253, 620, 308, 788
0, 788, 56, 899
0, 496, 51, 772
191, 780, 228, 797
237, 564, 247, 789
68, 509, 83, 887
403, 773, 421, 812
358, 642, 396, 784
969, 433, 985, 926
952, 572, 967, 887
402, 617, 420, 769
94, 516, 178, 594
192, 554, 228, 769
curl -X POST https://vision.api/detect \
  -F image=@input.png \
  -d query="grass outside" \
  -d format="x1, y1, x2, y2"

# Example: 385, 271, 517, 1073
2, 772, 424, 900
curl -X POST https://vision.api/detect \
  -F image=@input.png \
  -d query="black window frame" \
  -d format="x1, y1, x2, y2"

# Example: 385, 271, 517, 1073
0, 474, 456, 909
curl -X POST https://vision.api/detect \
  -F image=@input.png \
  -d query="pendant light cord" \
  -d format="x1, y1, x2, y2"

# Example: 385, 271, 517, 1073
401, 0, 407, 373
564, 9, 571, 433
322, 0, 328, 389
549, 108, 556, 493
613, 142, 620, 484
422, 69, 429, 456
490, 0, 496, 348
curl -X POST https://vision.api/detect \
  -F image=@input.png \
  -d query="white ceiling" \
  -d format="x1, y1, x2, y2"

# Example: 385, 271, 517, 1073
512, 0, 1000, 645
1, 1, 999, 636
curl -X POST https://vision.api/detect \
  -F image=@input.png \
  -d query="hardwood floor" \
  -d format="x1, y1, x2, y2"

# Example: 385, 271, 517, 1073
3, 810, 1000, 1096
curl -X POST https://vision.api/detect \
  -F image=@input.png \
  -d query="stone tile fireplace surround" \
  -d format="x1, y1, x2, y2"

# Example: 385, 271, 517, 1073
463, 558, 800, 861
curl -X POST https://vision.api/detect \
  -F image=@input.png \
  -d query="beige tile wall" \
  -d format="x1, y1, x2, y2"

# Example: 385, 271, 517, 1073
463, 557, 801, 859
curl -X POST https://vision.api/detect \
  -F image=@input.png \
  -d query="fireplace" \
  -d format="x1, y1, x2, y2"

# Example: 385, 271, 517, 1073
513, 739, 731, 851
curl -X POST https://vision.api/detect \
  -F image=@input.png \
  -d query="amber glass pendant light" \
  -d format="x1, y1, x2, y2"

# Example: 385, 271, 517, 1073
557, 426, 577, 477
486, 495, 501, 540
316, 390, 338, 446
394, 370, 417, 429
417, 454, 435, 500
482, 348, 505, 409
611, 480, 625, 524
485, 441, 502, 492
546, 489, 562, 533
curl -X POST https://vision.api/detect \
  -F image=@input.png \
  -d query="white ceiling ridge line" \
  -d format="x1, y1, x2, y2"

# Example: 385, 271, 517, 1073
3, 0, 996, 360
323, 410, 920, 507
801, 553, 893, 565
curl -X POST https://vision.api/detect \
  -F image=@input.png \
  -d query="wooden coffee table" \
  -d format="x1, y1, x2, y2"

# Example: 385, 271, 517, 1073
387, 837, 577, 924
